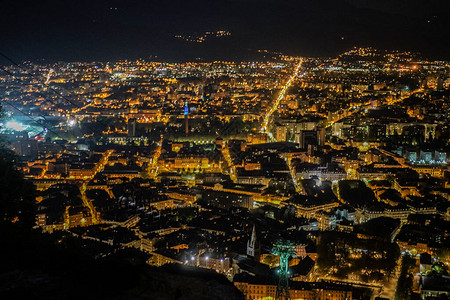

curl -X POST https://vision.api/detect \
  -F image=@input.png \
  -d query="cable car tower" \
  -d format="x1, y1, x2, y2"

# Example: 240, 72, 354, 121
272, 240, 297, 300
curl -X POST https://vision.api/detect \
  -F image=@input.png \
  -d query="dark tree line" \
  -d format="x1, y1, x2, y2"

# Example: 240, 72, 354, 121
0, 105, 37, 229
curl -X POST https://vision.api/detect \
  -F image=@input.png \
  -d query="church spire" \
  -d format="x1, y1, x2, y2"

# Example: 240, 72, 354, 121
247, 225, 257, 257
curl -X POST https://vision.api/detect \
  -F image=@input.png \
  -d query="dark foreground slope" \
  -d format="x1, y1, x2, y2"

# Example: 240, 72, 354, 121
0, 224, 243, 300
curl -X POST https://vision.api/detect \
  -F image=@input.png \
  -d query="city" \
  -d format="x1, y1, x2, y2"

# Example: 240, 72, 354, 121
1, 1, 450, 300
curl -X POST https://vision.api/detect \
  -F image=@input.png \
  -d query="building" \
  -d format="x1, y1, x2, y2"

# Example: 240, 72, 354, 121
420, 276, 450, 299
419, 253, 432, 274
200, 189, 253, 210
198, 254, 231, 274
68, 207, 93, 228
150, 198, 183, 210
290, 256, 316, 282
234, 274, 352, 300
276, 125, 287, 142
295, 165, 346, 182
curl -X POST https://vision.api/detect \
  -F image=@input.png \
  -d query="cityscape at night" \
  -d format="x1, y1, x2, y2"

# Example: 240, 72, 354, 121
1, 1, 449, 299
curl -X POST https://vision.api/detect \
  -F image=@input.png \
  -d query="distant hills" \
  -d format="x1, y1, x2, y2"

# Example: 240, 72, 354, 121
1, 0, 449, 62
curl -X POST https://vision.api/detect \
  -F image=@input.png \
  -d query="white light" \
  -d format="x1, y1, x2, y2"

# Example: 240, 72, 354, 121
68, 119, 76, 127
5, 120, 27, 131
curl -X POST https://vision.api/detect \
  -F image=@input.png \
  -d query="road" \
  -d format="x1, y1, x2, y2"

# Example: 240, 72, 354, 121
261, 60, 303, 134
81, 183, 99, 224
378, 224, 405, 299
78, 150, 112, 226
148, 140, 162, 179
284, 154, 303, 193
379, 256, 402, 299
221, 145, 237, 182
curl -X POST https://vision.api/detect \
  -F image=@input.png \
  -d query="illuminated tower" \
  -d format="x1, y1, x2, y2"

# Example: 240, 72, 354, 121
272, 241, 297, 300
184, 101, 189, 135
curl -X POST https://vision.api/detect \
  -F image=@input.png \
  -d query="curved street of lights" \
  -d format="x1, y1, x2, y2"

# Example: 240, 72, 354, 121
261, 60, 303, 133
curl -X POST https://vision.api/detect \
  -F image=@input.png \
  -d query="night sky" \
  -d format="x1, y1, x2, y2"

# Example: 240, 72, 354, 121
1, 0, 449, 62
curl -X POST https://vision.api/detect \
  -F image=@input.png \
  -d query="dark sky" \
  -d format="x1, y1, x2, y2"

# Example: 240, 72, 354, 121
1, 0, 449, 62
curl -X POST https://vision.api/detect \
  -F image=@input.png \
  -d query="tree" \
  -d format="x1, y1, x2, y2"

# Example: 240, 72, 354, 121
395, 254, 416, 300
263, 254, 279, 268
0, 104, 36, 229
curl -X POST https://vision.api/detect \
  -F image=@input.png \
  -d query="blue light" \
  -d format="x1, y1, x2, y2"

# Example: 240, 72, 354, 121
184, 101, 189, 115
